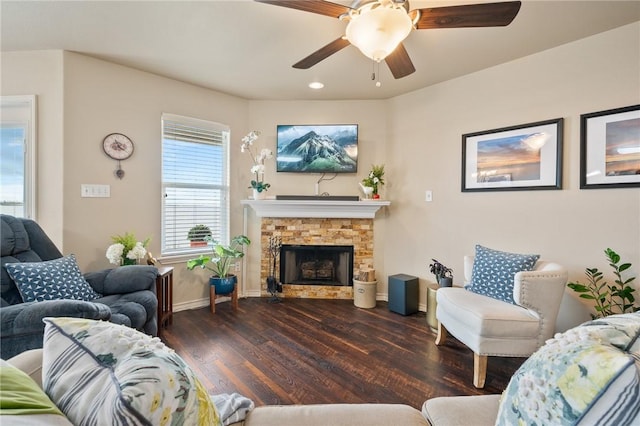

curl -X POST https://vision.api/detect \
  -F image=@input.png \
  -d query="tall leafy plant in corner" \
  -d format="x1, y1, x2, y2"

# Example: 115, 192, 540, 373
568, 248, 638, 319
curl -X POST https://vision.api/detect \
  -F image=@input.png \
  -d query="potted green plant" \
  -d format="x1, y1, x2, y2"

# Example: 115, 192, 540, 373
568, 248, 638, 319
429, 259, 453, 287
106, 232, 150, 266
187, 224, 212, 247
361, 164, 385, 199
186, 234, 251, 294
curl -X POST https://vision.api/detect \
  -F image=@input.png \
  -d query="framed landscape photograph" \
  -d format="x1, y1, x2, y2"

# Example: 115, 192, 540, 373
462, 118, 563, 192
276, 124, 358, 173
580, 104, 640, 189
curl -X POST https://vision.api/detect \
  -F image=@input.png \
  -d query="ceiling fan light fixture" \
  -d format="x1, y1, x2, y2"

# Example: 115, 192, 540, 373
345, 3, 412, 62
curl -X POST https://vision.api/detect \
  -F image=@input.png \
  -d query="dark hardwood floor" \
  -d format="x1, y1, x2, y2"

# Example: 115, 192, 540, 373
162, 298, 523, 409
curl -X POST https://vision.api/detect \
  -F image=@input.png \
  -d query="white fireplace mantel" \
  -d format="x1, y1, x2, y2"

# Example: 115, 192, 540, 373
241, 199, 390, 219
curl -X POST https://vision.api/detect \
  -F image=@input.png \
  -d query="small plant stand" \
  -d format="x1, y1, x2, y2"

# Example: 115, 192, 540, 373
209, 285, 238, 314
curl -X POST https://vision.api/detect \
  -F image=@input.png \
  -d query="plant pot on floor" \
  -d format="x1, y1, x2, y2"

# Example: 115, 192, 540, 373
353, 279, 377, 309
210, 275, 237, 295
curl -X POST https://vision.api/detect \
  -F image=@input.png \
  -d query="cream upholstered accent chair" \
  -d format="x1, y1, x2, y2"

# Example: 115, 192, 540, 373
435, 254, 568, 388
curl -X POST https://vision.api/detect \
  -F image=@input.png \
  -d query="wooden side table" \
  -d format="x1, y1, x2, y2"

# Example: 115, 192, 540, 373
426, 283, 439, 332
156, 266, 174, 337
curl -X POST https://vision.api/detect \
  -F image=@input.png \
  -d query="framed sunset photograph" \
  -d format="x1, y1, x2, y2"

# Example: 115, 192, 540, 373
580, 105, 640, 189
462, 118, 564, 192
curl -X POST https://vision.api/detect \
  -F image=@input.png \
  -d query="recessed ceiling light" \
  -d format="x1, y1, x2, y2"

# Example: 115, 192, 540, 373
309, 82, 324, 89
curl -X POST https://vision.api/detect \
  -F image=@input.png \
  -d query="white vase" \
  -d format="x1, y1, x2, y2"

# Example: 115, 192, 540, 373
252, 188, 266, 200
359, 183, 373, 200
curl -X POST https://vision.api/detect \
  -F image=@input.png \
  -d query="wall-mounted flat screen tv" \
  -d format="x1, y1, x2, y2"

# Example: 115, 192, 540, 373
276, 124, 358, 173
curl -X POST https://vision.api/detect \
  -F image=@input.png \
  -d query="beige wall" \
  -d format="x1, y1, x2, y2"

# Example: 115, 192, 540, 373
60, 52, 248, 308
386, 22, 640, 330
0, 51, 64, 245
1, 23, 638, 327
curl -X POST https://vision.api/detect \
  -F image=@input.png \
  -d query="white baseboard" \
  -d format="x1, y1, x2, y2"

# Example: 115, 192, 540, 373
174, 293, 255, 312
173, 298, 209, 312
173, 293, 426, 313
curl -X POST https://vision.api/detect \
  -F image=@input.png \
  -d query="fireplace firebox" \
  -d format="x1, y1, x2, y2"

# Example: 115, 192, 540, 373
280, 244, 354, 286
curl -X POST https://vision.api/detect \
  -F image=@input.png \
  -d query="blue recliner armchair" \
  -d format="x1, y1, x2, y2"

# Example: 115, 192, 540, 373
1, 215, 158, 359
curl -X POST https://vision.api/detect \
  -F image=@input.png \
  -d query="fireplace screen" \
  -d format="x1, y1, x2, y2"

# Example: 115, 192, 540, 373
280, 244, 354, 286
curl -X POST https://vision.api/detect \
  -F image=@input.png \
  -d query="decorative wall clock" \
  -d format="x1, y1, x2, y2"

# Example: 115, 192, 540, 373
102, 133, 134, 179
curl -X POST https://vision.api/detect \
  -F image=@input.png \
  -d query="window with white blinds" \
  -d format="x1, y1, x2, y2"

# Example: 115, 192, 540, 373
161, 113, 230, 256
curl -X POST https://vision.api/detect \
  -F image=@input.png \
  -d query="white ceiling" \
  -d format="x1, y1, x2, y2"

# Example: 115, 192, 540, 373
1, 1, 639, 100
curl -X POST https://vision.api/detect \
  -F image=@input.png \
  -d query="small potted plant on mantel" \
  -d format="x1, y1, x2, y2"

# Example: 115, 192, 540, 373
361, 164, 385, 199
186, 235, 251, 294
187, 224, 212, 248
429, 259, 453, 287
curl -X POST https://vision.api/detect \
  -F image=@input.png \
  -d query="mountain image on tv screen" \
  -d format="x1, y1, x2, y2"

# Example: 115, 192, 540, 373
276, 125, 358, 173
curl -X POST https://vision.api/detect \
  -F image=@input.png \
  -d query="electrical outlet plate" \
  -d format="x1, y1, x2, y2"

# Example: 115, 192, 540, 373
81, 184, 111, 198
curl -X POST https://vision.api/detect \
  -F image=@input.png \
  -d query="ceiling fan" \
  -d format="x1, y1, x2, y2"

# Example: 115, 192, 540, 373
255, 0, 521, 79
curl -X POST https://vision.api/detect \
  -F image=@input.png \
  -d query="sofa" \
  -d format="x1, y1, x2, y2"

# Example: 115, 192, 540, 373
0, 214, 158, 359
2, 313, 639, 425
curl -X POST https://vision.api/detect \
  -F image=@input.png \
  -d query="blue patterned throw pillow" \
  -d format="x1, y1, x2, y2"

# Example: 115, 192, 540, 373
4, 254, 101, 302
468, 245, 539, 305
496, 313, 640, 426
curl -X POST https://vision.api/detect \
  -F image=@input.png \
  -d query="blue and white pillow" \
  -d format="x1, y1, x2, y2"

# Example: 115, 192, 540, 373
4, 254, 101, 302
467, 245, 539, 305
496, 313, 640, 426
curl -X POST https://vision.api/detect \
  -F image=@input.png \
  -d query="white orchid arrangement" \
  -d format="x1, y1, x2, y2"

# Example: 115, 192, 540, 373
106, 232, 150, 266
241, 130, 273, 193
362, 164, 385, 196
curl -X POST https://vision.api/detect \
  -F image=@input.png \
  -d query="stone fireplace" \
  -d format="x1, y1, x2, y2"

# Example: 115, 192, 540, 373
241, 198, 389, 299
260, 218, 373, 299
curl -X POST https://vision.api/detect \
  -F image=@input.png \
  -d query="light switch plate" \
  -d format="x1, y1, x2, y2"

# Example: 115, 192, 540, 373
81, 184, 111, 198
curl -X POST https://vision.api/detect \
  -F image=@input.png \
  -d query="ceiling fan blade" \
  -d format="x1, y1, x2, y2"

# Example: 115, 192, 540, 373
385, 43, 415, 79
293, 37, 351, 69
415, 1, 521, 29
255, 0, 352, 18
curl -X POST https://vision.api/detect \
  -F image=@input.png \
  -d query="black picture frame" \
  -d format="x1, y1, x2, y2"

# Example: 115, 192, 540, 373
462, 118, 563, 192
580, 104, 640, 189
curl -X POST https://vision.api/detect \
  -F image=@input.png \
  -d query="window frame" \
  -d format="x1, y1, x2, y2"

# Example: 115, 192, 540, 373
0, 95, 37, 219
160, 113, 231, 259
